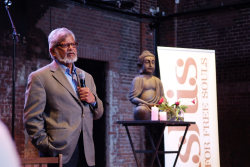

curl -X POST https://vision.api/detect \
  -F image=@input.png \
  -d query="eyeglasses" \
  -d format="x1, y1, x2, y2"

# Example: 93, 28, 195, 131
56, 42, 78, 48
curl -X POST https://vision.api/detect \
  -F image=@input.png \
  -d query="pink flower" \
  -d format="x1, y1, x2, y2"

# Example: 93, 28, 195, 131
158, 97, 164, 104
175, 101, 180, 106
192, 99, 195, 104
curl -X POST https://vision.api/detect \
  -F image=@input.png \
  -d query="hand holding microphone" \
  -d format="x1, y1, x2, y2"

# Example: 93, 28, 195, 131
78, 72, 95, 104
79, 72, 86, 88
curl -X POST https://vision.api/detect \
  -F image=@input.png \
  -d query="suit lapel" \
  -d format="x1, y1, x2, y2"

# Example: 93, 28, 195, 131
49, 61, 79, 100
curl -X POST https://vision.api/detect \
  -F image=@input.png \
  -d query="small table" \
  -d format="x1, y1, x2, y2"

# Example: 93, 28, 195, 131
117, 120, 195, 167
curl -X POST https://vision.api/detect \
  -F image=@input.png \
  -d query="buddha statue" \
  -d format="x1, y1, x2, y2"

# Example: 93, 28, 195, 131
129, 50, 166, 120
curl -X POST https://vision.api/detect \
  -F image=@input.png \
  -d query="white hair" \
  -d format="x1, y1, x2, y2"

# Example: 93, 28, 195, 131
48, 27, 76, 59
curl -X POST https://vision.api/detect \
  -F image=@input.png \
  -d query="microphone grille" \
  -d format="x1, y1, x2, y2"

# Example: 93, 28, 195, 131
79, 72, 85, 79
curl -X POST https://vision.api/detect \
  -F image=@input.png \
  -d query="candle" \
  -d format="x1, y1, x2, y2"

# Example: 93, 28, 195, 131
151, 106, 159, 120
159, 112, 167, 121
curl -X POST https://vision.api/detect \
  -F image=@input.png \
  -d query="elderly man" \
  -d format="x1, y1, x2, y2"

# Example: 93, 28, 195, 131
24, 27, 104, 167
129, 50, 166, 120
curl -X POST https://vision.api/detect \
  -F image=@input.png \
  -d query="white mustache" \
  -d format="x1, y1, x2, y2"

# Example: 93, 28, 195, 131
67, 52, 75, 55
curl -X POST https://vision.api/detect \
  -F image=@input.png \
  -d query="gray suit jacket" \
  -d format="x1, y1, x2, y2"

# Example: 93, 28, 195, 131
24, 60, 104, 166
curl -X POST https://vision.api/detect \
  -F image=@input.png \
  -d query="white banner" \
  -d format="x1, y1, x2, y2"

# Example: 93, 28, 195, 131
157, 47, 220, 167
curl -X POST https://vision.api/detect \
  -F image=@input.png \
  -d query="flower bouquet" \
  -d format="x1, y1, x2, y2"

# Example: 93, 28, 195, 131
157, 98, 195, 121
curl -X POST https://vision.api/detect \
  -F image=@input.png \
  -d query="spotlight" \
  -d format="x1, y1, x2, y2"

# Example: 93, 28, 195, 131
149, 6, 160, 16
101, 0, 135, 9
4, 0, 12, 6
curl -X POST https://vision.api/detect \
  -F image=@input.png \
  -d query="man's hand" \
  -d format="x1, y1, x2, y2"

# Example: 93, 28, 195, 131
77, 87, 95, 104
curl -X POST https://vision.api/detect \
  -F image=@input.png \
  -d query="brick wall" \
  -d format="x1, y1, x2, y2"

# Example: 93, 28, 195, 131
159, 0, 250, 166
0, 51, 50, 157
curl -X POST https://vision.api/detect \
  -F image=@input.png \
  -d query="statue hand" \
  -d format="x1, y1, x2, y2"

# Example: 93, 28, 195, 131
148, 103, 158, 108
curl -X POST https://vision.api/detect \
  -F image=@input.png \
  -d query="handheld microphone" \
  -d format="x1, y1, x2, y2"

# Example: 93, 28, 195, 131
79, 72, 86, 87
79, 72, 87, 105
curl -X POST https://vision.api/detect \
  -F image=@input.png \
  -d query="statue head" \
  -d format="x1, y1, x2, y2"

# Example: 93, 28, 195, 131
138, 50, 155, 75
